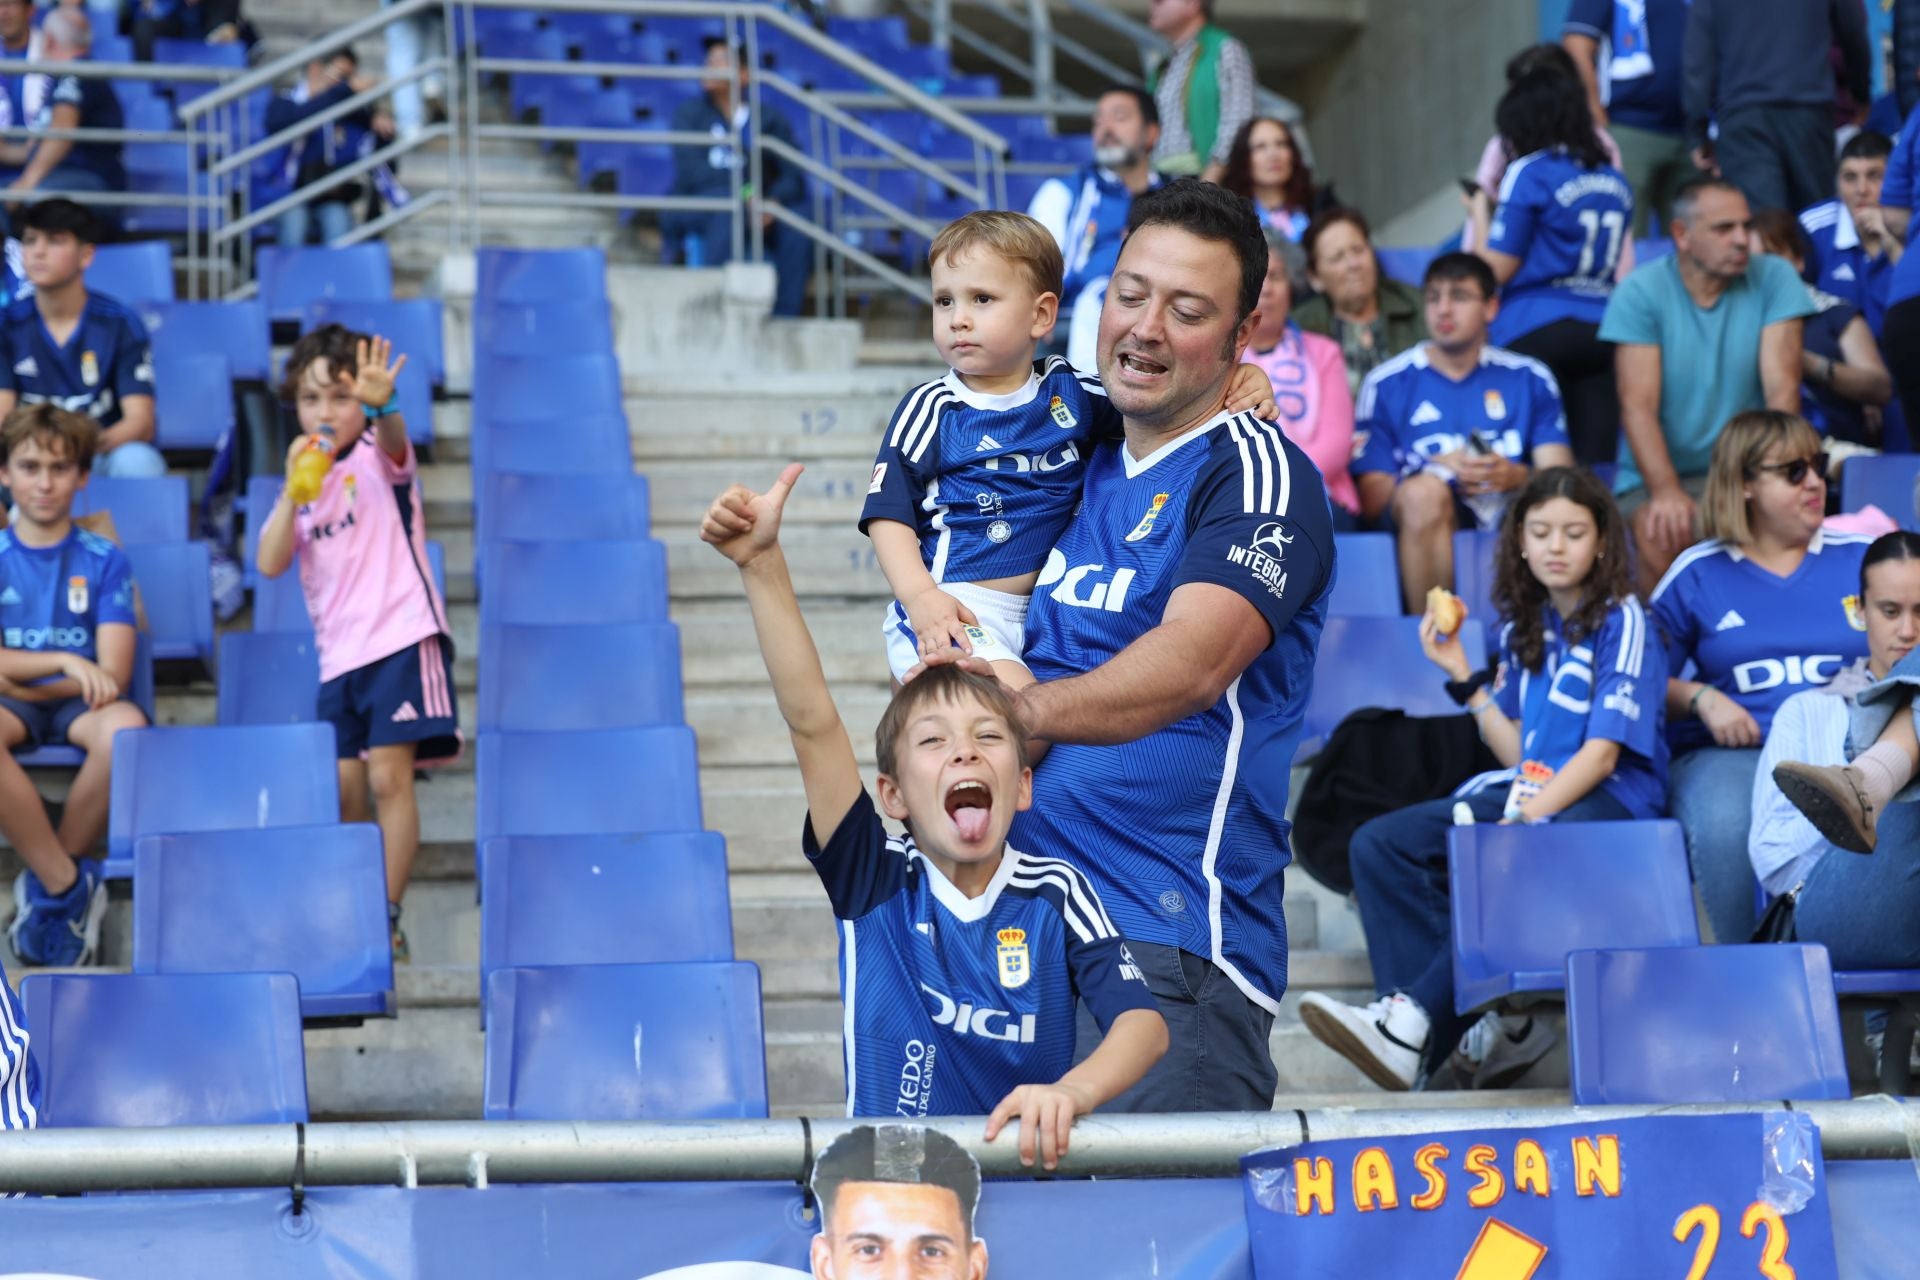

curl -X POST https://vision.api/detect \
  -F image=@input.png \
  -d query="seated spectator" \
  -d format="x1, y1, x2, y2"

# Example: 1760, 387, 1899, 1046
1242, 228, 1358, 521
0, 10, 125, 202
0, 0, 34, 164
1298, 467, 1666, 1090
1027, 86, 1163, 373
1801, 131, 1900, 340
1219, 116, 1321, 240
1353, 253, 1575, 612
1753, 209, 1893, 448
265, 47, 390, 248
1649, 409, 1872, 943
0, 403, 145, 965
1468, 67, 1634, 466
1295, 206, 1428, 396
1144, 0, 1253, 182
1602, 176, 1814, 594
131, 0, 244, 63
664, 38, 810, 318
0, 199, 162, 478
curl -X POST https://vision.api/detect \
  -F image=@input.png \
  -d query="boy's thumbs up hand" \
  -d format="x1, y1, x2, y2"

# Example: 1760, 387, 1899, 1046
701, 463, 805, 567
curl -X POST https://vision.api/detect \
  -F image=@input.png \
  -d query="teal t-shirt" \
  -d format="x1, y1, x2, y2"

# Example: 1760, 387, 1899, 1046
1598, 252, 1814, 492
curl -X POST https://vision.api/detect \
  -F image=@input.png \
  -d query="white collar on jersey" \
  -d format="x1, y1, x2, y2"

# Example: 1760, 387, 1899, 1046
1831, 204, 1860, 252
1723, 528, 1835, 564
1120, 407, 1234, 479
942, 368, 1042, 412
908, 835, 1024, 922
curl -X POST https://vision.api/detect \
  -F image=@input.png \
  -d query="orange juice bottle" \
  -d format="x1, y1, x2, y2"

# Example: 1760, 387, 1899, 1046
285, 427, 336, 506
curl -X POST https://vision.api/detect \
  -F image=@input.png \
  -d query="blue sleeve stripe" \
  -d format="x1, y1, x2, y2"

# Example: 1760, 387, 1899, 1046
1225, 417, 1292, 516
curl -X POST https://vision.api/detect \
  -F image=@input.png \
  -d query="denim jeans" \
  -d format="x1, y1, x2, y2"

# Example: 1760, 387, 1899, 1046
277, 199, 354, 248
1670, 746, 1763, 942
383, 0, 443, 138
1793, 799, 1920, 968
1350, 783, 1631, 1075
1849, 649, 1920, 804
94, 441, 167, 478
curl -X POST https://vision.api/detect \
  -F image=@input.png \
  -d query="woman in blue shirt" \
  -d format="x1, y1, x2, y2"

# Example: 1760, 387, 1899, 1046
1469, 69, 1634, 468
1299, 466, 1666, 1091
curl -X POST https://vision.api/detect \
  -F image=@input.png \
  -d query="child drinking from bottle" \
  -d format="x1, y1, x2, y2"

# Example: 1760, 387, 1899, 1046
256, 325, 458, 960
1295, 466, 1668, 1091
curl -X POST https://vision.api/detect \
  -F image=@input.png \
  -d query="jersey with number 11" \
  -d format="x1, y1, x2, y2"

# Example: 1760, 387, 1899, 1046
1487, 148, 1635, 346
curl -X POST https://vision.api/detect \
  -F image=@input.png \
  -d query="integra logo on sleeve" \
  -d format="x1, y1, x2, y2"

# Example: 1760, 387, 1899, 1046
1226, 521, 1291, 599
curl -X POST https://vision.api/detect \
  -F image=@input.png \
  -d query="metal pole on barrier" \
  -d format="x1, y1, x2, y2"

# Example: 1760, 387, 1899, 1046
0, 1100, 1913, 1193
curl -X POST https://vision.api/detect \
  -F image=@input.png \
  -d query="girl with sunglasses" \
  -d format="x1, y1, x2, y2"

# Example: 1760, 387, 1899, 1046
1649, 410, 1873, 944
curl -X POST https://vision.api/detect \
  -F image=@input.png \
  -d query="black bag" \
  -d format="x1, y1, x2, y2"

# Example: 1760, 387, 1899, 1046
1751, 885, 1800, 943
1291, 707, 1502, 895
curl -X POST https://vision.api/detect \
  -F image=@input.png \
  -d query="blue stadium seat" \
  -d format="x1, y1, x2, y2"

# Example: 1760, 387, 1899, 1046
125, 540, 213, 668
475, 471, 649, 545
1565, 944, 1853, 1105
1450, 820, 1699, 1013
22, 972, 309, 1126
483, 962, 766, 1120
215, 631, 320, 725
1840, 454, 1920, 527
612, 144, 676, 201
825, 15, 910, 49
12, 635, 155, 769
242, 474, 281, 587
121, 167, 215, 237
71, 475, 189, 544
478, 538, 668, 627
476, 727, 702, 841
301, 298, 446, 389
1375, 246, 1437, 287
138, 299, 271, 382
1451, 528, 1501, 660
476, 246, 608, 303
133, 825, 394, 1020
121, 95, 175, 134
107, 724, 341, 878
152, 37, 247, 67
1635, 237, 1675, 264
470, 415, 633, 476
478, 622, 684, 731
1329, 532, 1399, 617
259, 244, 394, 320
152, 349, 234, 450
474, 298, 615, 358
478, 833, 733, 997
1298, 616, 1484, 757
91, 31, 134, 63
88, 240, 174, 303
254, 538, 445, 633
470, 353, 623, 428
512, 72, 602, 127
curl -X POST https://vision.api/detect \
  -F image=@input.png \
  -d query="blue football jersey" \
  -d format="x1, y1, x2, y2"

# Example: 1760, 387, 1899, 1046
0, 526, 136, 669
860, 357, 1121, 584
1883, 103, 1920, 306
0, 292, 155, 428
0, 968, 34, 1132
1799, 200, 1896, 337
1650, 531, 1873, 753
1486, 149, 1634, 345
1014, 413, 1336, 1014
1490, 596, 1669, 818
807, 792, 1156, 1119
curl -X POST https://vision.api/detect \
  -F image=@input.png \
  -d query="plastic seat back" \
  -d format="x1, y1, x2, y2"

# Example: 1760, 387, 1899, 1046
71, 475, 189, 544
483, 962, 766, 1120
215, 631, 321, 725
1328, 532, 1399, 617
259, 244, 393, 319
470, 414, 632, 477
124, 540, 213, 666
471, 353, 623, 428
476, 245, 608, 302
478, 622, 684, 731
303, 297, 447, 388
478, 538, 668, 627
476, 471, 649, 544
23, 972, 309, 1126
1566, 944, 1852, 1105
475, 298, 615, 359
476, 727, 702, 841
138, 299, 271, 381
1300, 616, 1485, 755
1450, 528, 1501, 662
88, 241, 173, 303
1840, 454, 1920, 527
152, 350, 235, 450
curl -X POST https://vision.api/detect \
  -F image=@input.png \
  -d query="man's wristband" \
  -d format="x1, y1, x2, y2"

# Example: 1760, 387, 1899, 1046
362, 394, 402, 419
1688, 685, 1714, 718
1445, 666, 1495, 706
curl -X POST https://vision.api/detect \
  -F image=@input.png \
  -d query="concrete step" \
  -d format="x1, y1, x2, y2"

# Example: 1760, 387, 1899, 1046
664, 524, 891, 601
688, 686, 890, 768
306, 1001, 483, 1121
672, 599, 880, 686
640, 456, 889, 526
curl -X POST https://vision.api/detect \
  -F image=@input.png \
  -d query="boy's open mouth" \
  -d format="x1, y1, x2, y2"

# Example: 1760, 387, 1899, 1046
944, 779, 993, 843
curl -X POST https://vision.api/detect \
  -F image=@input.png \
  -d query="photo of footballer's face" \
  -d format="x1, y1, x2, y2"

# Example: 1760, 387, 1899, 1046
810, 1180, 988, 1280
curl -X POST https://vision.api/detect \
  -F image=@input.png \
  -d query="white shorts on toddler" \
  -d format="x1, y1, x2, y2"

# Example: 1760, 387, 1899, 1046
882, 580, 1030, 682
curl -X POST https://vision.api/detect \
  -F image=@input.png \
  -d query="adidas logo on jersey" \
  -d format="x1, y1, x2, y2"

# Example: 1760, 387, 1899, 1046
0, 587, 18, 606
11, 357, 35, 378
1715, 610, 1746, 632
1410, 400, 1443, 427
976, 434, 1002, 452
391, 701, 420, 723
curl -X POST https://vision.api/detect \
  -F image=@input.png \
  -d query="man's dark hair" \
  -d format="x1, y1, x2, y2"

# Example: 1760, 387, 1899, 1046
1840, 130, 1894, 165
1861, 531, 1920, 599
702, 34, 747, 67
812, 1125, 982, 1237
1504, 41, 1581, 85
21, 198, 99, 247
1098, 84, 1157, 129
1496, 68, 1606, 170
1422, 250, 1497, 300
1123, 177, 1266, 323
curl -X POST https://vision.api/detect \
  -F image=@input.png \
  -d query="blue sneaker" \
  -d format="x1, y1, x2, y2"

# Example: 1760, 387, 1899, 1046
9, 862, 106, 967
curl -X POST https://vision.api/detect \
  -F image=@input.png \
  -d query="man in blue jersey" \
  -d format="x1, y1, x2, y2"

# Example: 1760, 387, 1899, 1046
1563, 0, 1693, 234
1006, 178, 1336, 1112
1028, 86, 1163, 372
0, 10, 126, 203
704, 464, 1165, 1161
1354, 253, 1576, 613
0, 200, 162, 478
0, 404, 144, 966
1801, 132, 1900, 340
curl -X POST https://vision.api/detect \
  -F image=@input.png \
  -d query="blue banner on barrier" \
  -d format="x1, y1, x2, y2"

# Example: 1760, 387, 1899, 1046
1242, 1113, 1839, 1280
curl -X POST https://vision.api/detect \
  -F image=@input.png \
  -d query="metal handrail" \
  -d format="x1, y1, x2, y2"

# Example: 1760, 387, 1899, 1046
177, 0, 446, 121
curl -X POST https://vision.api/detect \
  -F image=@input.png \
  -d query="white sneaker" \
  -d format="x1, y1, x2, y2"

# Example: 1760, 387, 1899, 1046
1298, 991, 1428, 1091
1452, 1011, 1557, 1089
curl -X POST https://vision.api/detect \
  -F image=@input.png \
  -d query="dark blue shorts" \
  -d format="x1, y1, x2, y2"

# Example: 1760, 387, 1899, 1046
0, 694, 91, 750
317, 635, 461, 764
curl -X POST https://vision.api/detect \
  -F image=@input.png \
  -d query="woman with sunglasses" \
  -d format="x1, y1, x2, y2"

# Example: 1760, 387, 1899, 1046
1649, 410, 1874, 944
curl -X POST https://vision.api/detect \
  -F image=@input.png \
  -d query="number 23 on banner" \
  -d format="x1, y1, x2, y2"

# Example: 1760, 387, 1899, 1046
1674, 1201, 1796, 1280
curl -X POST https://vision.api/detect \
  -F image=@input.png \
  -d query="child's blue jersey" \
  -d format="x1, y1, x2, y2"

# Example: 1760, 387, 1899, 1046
0, 292, 155, 428
0, 526, 136, 669
1491, 596, 1669, 818
1486, 149, 1634, 345
806, 792, 1156, 1119
1799, 200, 1896, 337
0, 970, 35, 1131
1014, 413, 1336, 1014
860, 357, 1121, 584
1353, 345, 1569, 481
1650, 531, 1873, 754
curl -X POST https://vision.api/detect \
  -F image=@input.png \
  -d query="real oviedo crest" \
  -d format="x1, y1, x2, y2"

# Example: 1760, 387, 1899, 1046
996, 927, 1030, 989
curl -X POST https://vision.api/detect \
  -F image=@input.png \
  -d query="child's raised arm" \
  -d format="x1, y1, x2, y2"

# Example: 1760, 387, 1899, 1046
353, 336, 410, 463
702, 464, 863, 836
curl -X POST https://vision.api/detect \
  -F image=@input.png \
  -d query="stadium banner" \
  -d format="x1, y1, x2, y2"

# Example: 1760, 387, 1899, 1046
1242, 1112, 1840, 1280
